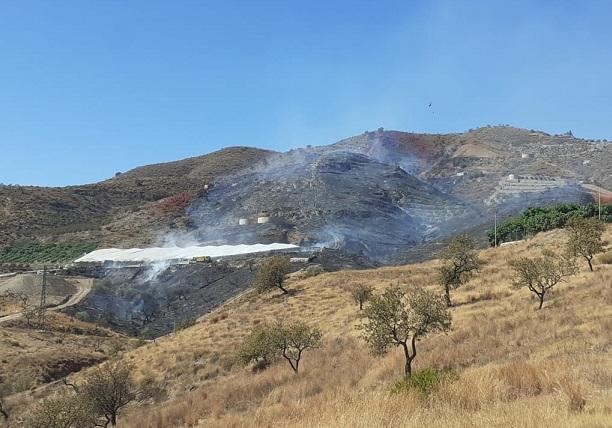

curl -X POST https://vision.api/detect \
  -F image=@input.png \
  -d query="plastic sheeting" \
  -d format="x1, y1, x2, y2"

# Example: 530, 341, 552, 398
75, 243, 299, 263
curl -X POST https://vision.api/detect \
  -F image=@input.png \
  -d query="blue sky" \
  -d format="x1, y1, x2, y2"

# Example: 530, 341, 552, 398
1, 0, 611, 186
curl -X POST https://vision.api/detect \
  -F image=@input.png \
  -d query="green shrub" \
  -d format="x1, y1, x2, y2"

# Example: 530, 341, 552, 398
390, 368, 457, 396
303, 265, 324, 278
74, 311, 91, 322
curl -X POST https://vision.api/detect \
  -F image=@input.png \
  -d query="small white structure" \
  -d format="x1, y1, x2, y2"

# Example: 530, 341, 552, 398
257, 215, 270, 224
582, 160, 590, 165
508, 174, 515, 181
521, 153, 532, 159
238, 218, 249, 226
456, 172, 465, 177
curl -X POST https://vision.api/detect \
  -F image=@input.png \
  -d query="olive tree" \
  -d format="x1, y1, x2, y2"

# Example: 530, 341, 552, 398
351, 284, 374, 310
81, 361, 139, 427
438, 235, 481, 306
510, 249, 577, 309
238, 324, 278, 371
26, 394, 96, 428
360, 287, 451, 377
565, 216, 605, 271
238, 321, 322, 374
272, 321, 322, 374
253, 256, 291, 294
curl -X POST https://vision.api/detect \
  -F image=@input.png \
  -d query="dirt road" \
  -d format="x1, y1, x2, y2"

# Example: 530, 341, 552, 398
0, 276, 93, 324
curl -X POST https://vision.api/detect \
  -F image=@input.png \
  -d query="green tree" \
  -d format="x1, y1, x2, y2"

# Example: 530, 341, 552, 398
438, 235, 481, 306
238, 324, 278, 370
565, 216, 605, 271
351, 284, 374, 310
252, 256, 291, 294
272, 321, 322, 374
510, 249, 578, 309
360, 287, 451, 377
81, 361, 138, 427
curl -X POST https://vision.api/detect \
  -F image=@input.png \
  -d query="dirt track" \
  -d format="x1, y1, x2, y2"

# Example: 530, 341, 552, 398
0, 276, 93, 324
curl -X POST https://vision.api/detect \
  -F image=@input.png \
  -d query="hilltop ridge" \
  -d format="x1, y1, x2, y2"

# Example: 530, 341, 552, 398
0, 126, 610, 262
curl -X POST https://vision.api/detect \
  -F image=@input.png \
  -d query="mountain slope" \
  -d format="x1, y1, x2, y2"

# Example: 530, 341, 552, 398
9, 225, 607, 428
0, 147, 273, 248
1, 126, 610, 260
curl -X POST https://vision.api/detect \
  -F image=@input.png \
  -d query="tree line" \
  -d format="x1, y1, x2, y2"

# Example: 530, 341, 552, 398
487, 202, 611, 246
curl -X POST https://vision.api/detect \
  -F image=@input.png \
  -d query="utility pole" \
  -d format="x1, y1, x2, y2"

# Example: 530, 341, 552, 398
494, 209, 498, 247
38, 265, 47, 329
599, 189, 602, 220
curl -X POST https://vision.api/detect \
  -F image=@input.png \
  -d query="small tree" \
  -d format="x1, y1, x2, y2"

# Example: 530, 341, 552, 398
81, 361, 138, 427
238, 324, 278, 371
360, 287, 451, 377
272, 321, 322, 374
26, 394, 96, 428
565, 216, 605, 271
510, 249, 578, 309
438, 235, 481, 306
351, 284, 374, 310
253, 256, 291, 294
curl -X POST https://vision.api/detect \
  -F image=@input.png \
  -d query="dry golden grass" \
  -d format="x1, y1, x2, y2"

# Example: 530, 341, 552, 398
5, 227, 611, 428
0, 312, 138, 406
95, 226, 612, 428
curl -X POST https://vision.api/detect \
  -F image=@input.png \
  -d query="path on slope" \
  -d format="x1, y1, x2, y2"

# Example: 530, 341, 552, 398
0, 276, 93, 324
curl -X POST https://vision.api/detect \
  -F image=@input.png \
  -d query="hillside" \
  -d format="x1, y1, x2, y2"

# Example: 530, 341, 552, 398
6, 225, 610, 427
1, 126, 611, 264
0, 147, 273, 249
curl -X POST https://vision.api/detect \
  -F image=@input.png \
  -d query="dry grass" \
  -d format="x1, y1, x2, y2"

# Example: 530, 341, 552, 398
5, 227, 611, 427
93, 226, 612, 428
0, 313, 138, 402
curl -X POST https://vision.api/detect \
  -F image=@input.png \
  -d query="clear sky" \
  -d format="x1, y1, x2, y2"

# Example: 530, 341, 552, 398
1, 0, 611, 186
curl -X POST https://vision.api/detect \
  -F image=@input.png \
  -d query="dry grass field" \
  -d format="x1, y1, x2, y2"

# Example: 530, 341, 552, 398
3, 226, 610, 427
99, 226, 612, 428
0, 313, 138, 404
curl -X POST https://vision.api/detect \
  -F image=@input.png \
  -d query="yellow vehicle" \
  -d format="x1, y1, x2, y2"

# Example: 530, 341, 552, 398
193, 256, 212, 263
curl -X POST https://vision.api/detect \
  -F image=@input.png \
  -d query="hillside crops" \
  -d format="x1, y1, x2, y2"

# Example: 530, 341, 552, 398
487, 202, 612, 245
0, 243, 96, 264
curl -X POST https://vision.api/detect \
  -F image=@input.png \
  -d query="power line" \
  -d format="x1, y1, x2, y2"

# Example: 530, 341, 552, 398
38, 265, 47, 329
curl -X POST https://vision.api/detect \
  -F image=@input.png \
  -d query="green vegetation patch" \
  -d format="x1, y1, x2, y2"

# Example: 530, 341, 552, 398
391, 368, 457, 396
0, 242, 96, 264
488, 203, 612, 246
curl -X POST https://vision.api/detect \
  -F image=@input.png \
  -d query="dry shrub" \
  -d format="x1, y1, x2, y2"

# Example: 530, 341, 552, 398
556, 375, 587, 412
497, 361, 546, 399
596, 251, 612, 265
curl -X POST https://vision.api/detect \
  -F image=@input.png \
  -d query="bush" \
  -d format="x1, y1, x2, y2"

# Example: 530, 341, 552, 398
26, 394, 96, 428
75, 311, 91, 322
302, 265, 324, 278
390, 368, 457, 396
